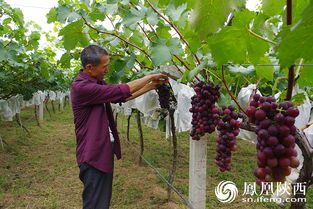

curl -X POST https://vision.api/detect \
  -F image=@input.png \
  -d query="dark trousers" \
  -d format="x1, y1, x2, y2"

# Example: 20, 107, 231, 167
79, 143, 114, 209
79, 163, 113, 209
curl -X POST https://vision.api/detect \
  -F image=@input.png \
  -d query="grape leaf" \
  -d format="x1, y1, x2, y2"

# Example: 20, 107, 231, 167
254, 56, 274, 81
208, 10, 269, 66
297, 66, 313, 87
261, 0, 285, 17
166, 3, 187, 22
46, 7, 57, 23
59, 52, 72, 68
277, 2, 313, 67
146, 8, 159, 25
59, 19, 90, 50
123, 8, 145, 28
56, 5, 80, 23
151, 39, 172, 66
168, 38, 183, 55
191, 0, 245, 39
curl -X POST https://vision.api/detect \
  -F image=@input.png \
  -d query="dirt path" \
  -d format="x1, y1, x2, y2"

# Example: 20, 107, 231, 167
0, 105, 185, 209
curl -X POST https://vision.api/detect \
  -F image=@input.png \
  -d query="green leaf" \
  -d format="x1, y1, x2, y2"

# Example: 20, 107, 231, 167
187, 61, 207, 81
277, 2, 313, 67
261, 0, 285, 17
297, 66, 313, 87
56, 5, 80, 23
59, 19, 90, 50
291, 92, 306, 106
46, 7, 57, 23
3, 18, 12, 25
217, 93, 237, 107
59, 52, 72, 68
156, 26, 171, 39
208, 10, 269, 66
104, 3, 118, 15
151, 39, 172, 66
107, 55, 136, 83
12, 8, 24, 26
294, 0, 311, 23
168, 38, 183, 55
232, 9, 256, 27
167, 3, 187, 21
191, 0, 245, 39
0, 47, 10, 62
255, 56, 274, 81
110, 37, 120, 47
146, 8, 158, 25
123, 8, 145, 27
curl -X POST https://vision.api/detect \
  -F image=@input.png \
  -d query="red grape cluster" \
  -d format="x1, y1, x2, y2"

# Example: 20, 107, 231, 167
189, 81, 221, 140
215, 105, 242, 172
156, 84, 171, 109
246, 94, 300, 184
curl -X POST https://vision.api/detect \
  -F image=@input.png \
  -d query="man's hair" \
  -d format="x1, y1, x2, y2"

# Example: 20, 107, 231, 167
80, 45, 109, 68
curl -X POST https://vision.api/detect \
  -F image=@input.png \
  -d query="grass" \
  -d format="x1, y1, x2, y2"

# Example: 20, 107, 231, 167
0, 102, 312, 208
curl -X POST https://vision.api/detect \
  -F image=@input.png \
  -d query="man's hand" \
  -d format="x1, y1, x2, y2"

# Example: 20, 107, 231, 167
146, 75, 169, 90
125, 74, 169, 102
149, 73, 169, 83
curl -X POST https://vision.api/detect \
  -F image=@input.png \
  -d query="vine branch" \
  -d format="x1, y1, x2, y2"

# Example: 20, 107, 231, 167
82, 16, 151, 60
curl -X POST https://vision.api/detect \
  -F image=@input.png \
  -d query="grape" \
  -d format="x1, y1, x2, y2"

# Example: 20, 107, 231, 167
254, 168, 266, 179
215, 105, 241, 172
267, 136, 278, 146
259, 119, 272, 129
247, 94, 300, 184
290, 156, 300, 168
255, 110, 266, 121
282, 135, 295, 147
257, 152, 267, 163
287, 107, 299, 117
279, 158, 290, 167
156, 84, 171, 108
190, 82, 221, 140
253, 94, 261, 101
267, 158, 278, 167
268, 125, 278, 136
279, 126, 290, 137
246, 106, 256, 117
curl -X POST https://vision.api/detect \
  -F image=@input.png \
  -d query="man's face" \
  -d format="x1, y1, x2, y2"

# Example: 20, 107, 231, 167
86, 55, 110, 81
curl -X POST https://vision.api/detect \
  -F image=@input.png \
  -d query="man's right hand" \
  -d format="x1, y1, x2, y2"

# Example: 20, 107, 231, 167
149, 74, 169, 83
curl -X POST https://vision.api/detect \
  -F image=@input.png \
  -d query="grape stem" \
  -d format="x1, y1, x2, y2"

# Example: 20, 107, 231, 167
144, 0, 201, 65
247, 29, 277, 45
247, 79, 261, 106
221, 65, 247, 115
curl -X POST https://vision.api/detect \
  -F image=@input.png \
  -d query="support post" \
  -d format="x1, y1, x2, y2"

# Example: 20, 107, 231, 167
39, 102, 44, 122
189, 137, 207, 209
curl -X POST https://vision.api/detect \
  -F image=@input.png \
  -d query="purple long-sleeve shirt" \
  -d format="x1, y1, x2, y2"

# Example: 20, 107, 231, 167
70, 70, 132, 173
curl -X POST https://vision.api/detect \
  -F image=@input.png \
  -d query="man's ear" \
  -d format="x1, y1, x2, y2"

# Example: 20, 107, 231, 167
85, 64, 93, 73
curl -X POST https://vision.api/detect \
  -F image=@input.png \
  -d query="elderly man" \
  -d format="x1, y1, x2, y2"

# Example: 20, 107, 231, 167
70, 45, 168, 209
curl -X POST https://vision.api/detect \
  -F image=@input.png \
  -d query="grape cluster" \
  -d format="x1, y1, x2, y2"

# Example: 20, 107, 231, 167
246, 94, 300, 184
215, 105, 242, 172
189, 81, 221, 140
156, 84, 171, 109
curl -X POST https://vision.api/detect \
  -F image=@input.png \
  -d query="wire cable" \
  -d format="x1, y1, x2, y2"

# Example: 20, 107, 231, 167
119, 113, 194, 209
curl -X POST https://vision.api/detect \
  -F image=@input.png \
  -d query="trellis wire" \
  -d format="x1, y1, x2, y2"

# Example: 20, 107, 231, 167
120, 114, 194, 209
